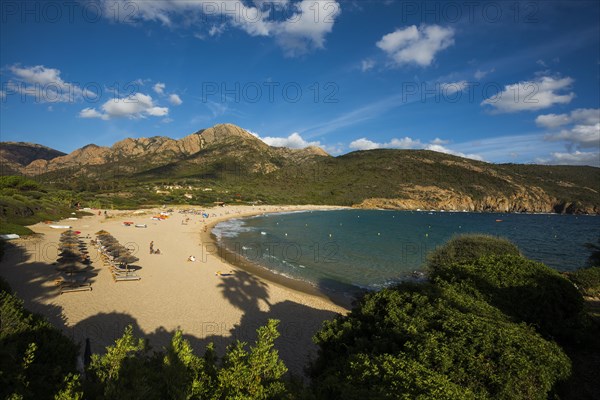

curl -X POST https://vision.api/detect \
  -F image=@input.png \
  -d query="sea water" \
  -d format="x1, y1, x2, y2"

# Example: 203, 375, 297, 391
213, 210, 600, 292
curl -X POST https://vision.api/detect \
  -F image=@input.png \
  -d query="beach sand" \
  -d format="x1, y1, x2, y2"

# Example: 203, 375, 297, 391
0, 205, 349, 375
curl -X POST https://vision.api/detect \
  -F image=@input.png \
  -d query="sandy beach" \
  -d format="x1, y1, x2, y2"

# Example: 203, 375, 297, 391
0, 205, 349, 375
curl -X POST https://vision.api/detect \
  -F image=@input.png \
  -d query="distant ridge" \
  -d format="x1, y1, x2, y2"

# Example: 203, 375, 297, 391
1, 123, 329, 177
0, 142, 66, 175
1, 124, 598, 214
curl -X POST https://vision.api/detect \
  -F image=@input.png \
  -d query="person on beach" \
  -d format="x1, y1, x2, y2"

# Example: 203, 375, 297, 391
155, 249, 161, 255
187, 255, 196, 262
150, 241, 154, 254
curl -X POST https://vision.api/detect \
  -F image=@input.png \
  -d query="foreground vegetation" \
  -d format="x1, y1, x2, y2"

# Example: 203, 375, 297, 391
1, 235, 599, 399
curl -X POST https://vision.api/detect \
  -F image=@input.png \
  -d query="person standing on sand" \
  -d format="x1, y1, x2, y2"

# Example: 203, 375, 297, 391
150, 241, 154, 254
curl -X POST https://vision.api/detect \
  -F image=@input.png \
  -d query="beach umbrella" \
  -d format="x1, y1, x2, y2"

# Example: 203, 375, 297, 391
115, 255, 139, 264
103, 241, 124, 248
107, 248, 130, 258
59, 237, 80, 243
58, 249, 81, 257
59, 242, 79, 248
55, 262, 92, 273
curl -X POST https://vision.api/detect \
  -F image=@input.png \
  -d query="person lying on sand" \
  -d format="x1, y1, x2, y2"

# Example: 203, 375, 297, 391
187, 255, 196, 262
215, 270, 234, 276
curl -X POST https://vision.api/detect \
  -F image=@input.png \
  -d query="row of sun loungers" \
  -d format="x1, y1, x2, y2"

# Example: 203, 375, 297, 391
55, 230, 95, 294
95, 230, 141, 282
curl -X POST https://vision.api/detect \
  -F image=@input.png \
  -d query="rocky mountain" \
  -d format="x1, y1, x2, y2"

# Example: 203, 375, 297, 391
11, 124, 329, 177
0, 142, 65, 175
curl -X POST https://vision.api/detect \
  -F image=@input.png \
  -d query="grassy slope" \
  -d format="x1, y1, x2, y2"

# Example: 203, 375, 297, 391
0, 176, 92, 235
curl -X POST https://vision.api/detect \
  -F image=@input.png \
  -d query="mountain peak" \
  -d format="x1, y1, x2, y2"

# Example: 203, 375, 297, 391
195, 123, 257, 144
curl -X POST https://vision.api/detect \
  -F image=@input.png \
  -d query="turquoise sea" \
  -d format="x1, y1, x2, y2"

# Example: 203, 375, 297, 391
213, 210, 600, 293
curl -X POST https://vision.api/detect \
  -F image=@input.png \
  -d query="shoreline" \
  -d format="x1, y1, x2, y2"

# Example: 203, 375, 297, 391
201, 208, 357, 309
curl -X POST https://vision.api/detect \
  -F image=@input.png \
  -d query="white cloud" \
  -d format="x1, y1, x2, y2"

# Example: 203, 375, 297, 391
533, 108, 600, 165
537, 108, 600, 153
208, 23, 227, 37
7, 65, 95, 103
474, 68, 495, 80
537, 151, 599, 166
535, 113, 572, 128
349, 136, 483, 160
376, 24, 454, 67
431, 138, 449, 145
261, 132, 321, 148
153, 82, 166, 94
425, 144, 483, 161
99, 0, 341, 57
169, 93, 183, 105
536, 108, 600, 128
79, 92, 169, 120
481, 76, 575, 113
79, 107, 109, 120
349, 138, 382, 150
545, 123, 600, 149
361, 59, 376, 72
271, 0, 342, 56
440, 80, 468, 95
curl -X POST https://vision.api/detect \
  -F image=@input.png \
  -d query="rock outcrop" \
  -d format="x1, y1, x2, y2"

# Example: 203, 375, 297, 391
355, 185, 599, 214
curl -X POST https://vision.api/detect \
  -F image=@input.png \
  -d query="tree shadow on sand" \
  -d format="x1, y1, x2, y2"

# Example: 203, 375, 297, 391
214, 270, 343, 375
0, 239, 98, 330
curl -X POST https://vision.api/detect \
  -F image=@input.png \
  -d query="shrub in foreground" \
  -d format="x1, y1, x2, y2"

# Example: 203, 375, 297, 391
0, 285, 79, 400
84, 320, 290, 400
427, 234, 520, 275
432, 254, 584, 340
309, 283, 571, 400
569, 266, 600, 297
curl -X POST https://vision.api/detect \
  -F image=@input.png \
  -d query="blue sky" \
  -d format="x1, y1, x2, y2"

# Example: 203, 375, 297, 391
1, 0, 599, 166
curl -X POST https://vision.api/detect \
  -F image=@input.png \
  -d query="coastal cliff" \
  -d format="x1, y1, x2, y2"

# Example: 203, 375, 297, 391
355, 188, 599, 214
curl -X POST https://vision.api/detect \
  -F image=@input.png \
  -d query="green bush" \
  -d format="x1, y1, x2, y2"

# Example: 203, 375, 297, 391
0, 176, 40, 191
569, 267, 600, 297
85, 319, 290, 400
310, 283, 571, 400
0, 288, 79, 400
431, 254, 584, 340
427, 234, 520, 275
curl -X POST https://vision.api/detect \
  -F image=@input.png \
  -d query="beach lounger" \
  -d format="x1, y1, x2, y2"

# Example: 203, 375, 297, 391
112, 274, 141, 282
110, 264, 133, 273
59, 282, 92, 294
54, 273, 89, 285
